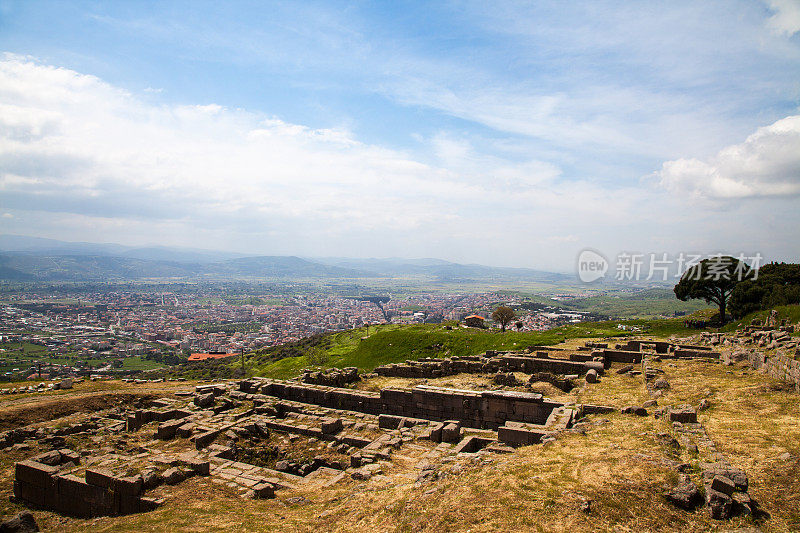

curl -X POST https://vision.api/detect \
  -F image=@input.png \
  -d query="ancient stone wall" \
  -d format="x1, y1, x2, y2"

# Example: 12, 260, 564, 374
373, 354, 601, 379
748, 351, 800, 392
672, 349, 720, 359
500, 356, 602, 375
241, 379, 562, 430
593, 349, 643, 367
301, 367, 360, 387
13, 451, 160, 518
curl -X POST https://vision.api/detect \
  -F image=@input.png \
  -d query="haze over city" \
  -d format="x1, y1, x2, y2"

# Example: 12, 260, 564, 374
1, 1, 799, 271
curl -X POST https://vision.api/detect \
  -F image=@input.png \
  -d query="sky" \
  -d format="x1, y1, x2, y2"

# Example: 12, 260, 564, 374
0, 0, 799, 271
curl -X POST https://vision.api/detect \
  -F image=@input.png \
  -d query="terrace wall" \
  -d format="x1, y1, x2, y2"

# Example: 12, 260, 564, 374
241, 379, 562, 430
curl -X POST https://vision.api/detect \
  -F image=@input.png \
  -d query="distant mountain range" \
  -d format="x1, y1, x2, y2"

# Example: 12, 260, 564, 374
0, 235, 247, 263
312, 257, 569, 282
0, 235, 570, 283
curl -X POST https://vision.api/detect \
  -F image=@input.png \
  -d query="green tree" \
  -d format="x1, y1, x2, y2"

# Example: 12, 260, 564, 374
491, 306, 516, 332
674, 256, 752, 324
729, 262, 800, 318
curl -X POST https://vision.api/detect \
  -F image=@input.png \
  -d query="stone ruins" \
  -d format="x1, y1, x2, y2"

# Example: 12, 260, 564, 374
7, 330, 795, 522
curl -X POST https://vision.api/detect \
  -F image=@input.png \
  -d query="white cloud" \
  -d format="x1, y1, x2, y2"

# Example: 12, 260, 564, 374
765, 0, 800, 36
655, 115, 800, 199
0, 54, 599, 264
0, 54, 797, 268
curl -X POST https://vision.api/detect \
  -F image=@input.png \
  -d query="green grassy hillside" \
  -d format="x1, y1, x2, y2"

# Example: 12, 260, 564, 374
160, 305, 798, 382
562, 288, 711, 318
246, 312, 711, 379
720, 304, 800, 333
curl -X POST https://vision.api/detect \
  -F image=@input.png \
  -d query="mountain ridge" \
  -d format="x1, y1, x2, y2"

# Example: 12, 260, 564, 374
0, 234, 569, 282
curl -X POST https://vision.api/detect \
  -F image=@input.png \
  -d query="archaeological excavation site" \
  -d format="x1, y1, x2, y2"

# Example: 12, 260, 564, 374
0, 318, 798, 531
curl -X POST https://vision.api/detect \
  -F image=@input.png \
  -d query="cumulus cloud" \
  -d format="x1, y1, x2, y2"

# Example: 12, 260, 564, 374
655, 115, 800, 199
0, 55, 442, 229
0, 54, 617, 264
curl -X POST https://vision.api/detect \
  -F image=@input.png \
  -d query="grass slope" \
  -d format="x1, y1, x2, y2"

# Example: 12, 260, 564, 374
168, 305, 797, 382
249, 313, 709, 379
562, 288, 711, 318
720, 304, 800, 333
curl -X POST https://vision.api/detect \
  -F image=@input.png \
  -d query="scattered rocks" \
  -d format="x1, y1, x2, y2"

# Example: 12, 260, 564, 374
621, 405, 648, 416
352, 463, 383, 481
711, 475, 736, 496
732, 491, 753, 516
701, 463, 748, 492
492, 372, 518, 386
194, 393, 215, 408
249, 481, 276, 499
700, 462, 753, 519
664, 478, 703, 510
528, 372, 574, 392
707, 489, 733, 519
655, 432, 680, 449
141, 469, 163, 490
0, 511, 39, 533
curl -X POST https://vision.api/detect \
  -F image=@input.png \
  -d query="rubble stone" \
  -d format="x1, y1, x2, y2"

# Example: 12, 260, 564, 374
0, 511, 39, 532
664, 480, 702, 510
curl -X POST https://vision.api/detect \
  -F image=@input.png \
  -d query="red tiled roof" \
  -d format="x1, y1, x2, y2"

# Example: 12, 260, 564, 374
188, 352, 234, 361
464, 315, 485, 320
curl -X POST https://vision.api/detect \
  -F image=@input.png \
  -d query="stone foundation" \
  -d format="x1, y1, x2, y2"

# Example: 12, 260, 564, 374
13, 451, 166, 518
373, 353, 602, 379
240, 378, 565, 430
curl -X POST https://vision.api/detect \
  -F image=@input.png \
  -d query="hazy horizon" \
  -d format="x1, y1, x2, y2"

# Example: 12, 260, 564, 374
0, 232, 573, 272
1, 1, 799, 271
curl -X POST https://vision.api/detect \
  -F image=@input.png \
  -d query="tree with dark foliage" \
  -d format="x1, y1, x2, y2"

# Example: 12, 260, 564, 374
729, 262, 800, 318
674, 256, 753, 324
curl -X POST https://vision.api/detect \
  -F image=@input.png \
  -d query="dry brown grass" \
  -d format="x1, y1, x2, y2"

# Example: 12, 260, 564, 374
0, 379, 195, 431
0, 356, 797, 531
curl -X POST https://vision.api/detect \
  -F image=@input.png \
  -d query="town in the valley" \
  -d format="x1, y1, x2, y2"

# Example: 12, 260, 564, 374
0, 289, 592, 383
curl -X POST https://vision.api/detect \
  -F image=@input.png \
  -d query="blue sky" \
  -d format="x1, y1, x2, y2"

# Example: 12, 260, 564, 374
0, 0, 799, 270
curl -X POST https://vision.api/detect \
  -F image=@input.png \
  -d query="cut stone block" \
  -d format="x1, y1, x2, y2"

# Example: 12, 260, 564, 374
710, 475, 735, 496
669, 407, 697, 424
